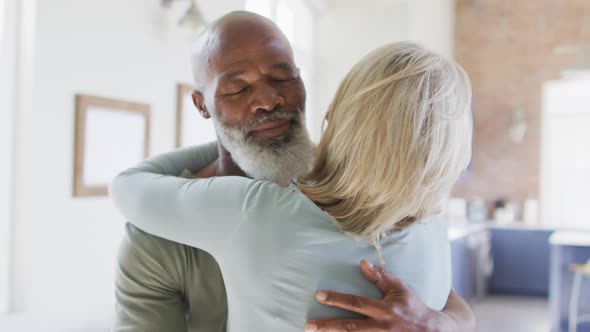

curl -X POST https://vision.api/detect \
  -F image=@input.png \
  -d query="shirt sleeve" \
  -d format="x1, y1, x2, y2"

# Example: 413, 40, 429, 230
132, 141, 219, 177
113, 223, 189, 332
109, 143, 279, 256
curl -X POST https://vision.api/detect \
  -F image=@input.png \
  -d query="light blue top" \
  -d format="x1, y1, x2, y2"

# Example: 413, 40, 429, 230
110, 142, 452, 331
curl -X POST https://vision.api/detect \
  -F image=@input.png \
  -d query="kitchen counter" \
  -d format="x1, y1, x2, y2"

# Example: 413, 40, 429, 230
448, 223, 488, 241
550, 231, 590, 247
447, 221, 555, 241
488, 222, 556, 231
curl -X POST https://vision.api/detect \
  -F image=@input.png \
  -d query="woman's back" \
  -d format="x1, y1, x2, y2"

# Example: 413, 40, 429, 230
216, 181, 451, 330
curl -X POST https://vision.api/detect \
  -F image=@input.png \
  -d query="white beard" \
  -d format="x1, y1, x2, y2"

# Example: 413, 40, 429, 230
212, 111, 313, 182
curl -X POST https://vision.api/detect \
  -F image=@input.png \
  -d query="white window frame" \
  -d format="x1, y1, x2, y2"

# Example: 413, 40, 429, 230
245, 0, 318, 139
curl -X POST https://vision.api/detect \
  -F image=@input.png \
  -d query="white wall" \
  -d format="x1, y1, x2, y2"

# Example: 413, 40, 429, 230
410, 0, 455, 58
0, 0, 17, 316
245, 0, 319, 141
3, 0, 243, 330
310, 0, 455, 140
311, 1, 412, 139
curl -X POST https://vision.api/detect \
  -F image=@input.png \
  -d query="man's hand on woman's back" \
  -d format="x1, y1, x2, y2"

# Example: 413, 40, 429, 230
304, 260, 476, 332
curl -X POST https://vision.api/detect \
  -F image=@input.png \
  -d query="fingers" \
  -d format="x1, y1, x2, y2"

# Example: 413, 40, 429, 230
304, 318, 383, 332
359, 260, 381, 283
314, 290, 388, 318
359, 260, 407, 295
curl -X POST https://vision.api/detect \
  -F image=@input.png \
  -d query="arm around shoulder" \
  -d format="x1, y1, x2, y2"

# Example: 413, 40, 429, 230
110, 142, 283, 255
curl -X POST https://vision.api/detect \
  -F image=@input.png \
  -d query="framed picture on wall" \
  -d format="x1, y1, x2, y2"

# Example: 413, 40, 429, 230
73, 94, 150, 197
176, 83, 217, 148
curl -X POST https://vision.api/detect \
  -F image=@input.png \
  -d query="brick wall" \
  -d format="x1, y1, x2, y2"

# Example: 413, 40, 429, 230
452, 0, 590, 207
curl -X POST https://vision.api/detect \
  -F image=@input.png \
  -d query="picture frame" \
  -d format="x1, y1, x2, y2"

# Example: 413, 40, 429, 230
175, 83, 217, 148
73, 94, 150, 197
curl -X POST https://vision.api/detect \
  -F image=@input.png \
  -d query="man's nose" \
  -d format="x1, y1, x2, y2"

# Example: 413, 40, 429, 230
250, 84, 286, 113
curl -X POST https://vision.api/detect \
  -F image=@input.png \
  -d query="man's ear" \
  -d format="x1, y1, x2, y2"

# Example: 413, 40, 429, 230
192, 91, 211, 119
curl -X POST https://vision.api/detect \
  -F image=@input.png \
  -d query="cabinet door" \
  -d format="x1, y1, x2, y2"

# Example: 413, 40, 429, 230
490, 229, 552, 296
451, 237, 474, 301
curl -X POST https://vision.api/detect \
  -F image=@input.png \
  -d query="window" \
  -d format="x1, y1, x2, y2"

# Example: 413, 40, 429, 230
275, 1, 294, 44
244, 0, 317, 139
541, 78, 590, 230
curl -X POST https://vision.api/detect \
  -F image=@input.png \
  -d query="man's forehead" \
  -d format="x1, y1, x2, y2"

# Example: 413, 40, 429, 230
192, 12, 295, 87
210, 42, 296, 75
218, 62, 296, 81
215, 33, 292, 59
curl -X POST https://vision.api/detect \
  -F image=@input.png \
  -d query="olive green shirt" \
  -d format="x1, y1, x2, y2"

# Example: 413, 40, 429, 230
114, 224, 228, 332
113, 143, 227, 332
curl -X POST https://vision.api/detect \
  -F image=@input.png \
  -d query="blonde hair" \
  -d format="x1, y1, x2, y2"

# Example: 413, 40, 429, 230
298, 41, 473, 243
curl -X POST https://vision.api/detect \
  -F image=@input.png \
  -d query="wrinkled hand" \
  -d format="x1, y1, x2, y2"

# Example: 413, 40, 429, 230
304, 260, 443, 332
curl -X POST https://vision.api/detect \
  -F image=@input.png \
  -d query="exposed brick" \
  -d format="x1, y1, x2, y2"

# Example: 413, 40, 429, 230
451, 0, 588, 211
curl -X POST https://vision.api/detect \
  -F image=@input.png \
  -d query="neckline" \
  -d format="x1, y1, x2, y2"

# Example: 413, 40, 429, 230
288, 184, 338, 227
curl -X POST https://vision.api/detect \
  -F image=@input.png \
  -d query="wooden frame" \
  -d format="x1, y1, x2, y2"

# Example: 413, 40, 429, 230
74, 94, 151, 197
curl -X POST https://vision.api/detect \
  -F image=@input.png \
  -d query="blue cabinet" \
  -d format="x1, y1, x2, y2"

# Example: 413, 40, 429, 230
451, 236, 474, 300
489, 228, 553, 297
450, 228, 492, 302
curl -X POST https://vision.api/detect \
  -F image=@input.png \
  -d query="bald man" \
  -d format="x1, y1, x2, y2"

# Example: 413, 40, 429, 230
113, 11, 475, 332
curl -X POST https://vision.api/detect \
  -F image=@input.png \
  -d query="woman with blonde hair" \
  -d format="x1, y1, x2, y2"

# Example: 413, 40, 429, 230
110, 41, 472, 331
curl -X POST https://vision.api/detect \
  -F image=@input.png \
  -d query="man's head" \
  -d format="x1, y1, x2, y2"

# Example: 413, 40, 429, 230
190, 11, 312, 182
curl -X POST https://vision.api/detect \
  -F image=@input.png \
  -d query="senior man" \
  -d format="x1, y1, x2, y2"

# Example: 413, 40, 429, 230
113, 11, 475, 332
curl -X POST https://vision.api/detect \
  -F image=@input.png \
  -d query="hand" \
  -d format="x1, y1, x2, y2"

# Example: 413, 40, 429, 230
304, 260, 448, 332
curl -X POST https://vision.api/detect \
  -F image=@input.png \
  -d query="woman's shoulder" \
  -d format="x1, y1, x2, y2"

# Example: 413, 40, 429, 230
202, 175, 300, 206
382, 214, 451, 310
392, 214, 448, 241
383, 214, 450, 281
